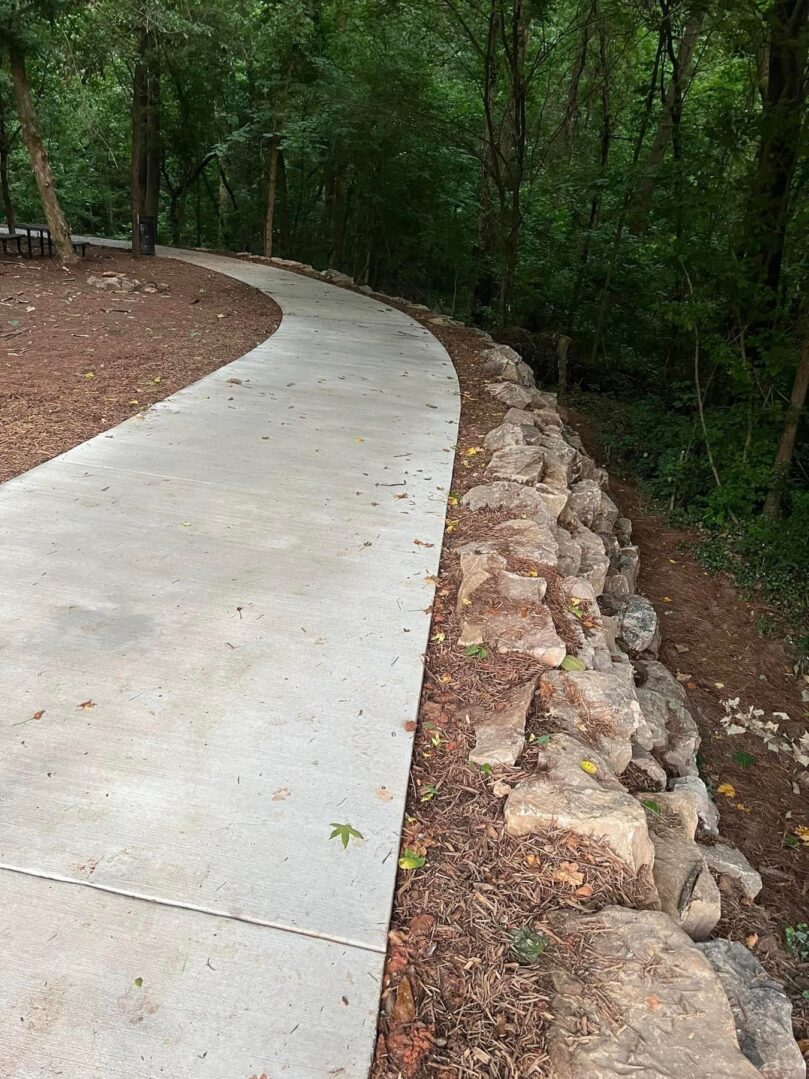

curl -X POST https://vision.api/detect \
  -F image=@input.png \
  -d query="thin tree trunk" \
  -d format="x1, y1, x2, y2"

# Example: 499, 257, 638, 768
263, 135, 279, 258
630, 12, 703, 235
743, 0, 809, 329
144, 43, 160, 221
589, 29, 665, 363
9, 44, 75, 263
764, 321, 809, 514
131, 46, 146, 257
0, 108, 15, 233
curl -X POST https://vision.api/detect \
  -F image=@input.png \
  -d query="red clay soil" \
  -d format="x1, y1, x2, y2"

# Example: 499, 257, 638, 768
0, 246, 280, 483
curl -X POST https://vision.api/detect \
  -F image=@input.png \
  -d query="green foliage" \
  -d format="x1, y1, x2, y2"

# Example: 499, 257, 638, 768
785, 923, 809, 962
508, 926, 548, 965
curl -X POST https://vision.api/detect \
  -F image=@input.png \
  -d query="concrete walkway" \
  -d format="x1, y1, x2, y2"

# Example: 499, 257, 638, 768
0, 250, 459, 1076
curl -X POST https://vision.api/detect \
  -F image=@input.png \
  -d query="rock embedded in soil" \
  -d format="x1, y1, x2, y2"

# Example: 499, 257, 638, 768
483, 420, 538, 450
460, 601, 566, 667
700, 841, 763, 899
601, 593, 659, 655
461, 481, 557, 523
481, 345, 535, 387
539, 669, 644, 773
648, 826, 721, 941
548, 907, 761, 1078
467, 678, 539, 767
670, 775, 720, 836
458, 517, 559, 567
570, 523, 610, 594
627, 747, 668, 790
698, 940, 806, 1079
487, 381, 545, 409
504, 733, 655, 875
484, 445, 545, 484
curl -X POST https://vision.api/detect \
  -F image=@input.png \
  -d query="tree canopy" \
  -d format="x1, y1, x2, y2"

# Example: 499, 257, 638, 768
2, 0, 809, 642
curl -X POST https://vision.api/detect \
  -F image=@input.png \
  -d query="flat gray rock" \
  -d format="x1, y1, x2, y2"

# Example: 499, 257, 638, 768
699, 940, 805, 1079
549, 908, 761, 1078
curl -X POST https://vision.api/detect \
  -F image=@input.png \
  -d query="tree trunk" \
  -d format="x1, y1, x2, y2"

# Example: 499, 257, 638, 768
0, 100, 15, 233
263, 135, 279, 258
630, 12, 703, 235
9, 44, 75, 263
144, 46, 161, 221
763, 320, 809, 514
743, 0, 809, 329
131, 46, 146, 257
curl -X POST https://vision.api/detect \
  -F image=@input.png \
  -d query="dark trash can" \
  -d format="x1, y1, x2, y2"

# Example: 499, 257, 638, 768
138, 215, 156, 256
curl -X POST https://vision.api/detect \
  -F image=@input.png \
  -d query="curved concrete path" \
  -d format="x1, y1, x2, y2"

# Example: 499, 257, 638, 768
0, 249, 459, 1076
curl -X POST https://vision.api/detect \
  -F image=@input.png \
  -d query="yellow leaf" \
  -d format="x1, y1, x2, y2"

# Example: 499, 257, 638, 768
152, 376, 162, 384
734, 802, 751, 813
445, 520, 457, 533
662, 596, 672, 604
439, 674, 452, 684
580, 759, 598, 775
82, 371, 94, 379
431, 632, 446, 643
794, 825, 809, 844
448, 495, 459, 506
465, 447, 483, 456
355, 437, 365, 443
128, 399, 140, 406
717, 782, 736, 798
461, 597, 472, 606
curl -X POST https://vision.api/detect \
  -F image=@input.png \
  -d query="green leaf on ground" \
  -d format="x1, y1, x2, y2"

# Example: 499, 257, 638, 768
508, 926, 548, 965
329, 822, 363, 849
733, 750, 757, 768
641, 799, 661, 815
464, 644, 487, 658
561, 655, 586, 672
398, 847, 426, 870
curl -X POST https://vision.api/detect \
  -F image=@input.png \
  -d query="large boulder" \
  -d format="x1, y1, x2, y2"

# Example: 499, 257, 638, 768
461, 481, 556, 524
534, 434, 579, 488
547, 908, 761, 1078
648, 825, 721, 941
592, 490, 620, 533
483, 420, 539, 451
459, 518, 559, 567
457, 556, 566, 667
670, 775, 720, 836
554, 526, 582, 576
601, 593, 659, 655
467, 678, 538, 767
487, 381, 545, 409
699, 940, 805, 1079
504, 733, 655, 875
563, 480, 602, 528
700, 841, 762, 899
485, 445, 545, 484
539, 669, 643, 773
482, 345, 535, 387
570, 523, 610, 595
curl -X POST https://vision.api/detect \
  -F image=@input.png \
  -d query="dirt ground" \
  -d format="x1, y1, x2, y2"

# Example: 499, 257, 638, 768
0, 246, 280, 482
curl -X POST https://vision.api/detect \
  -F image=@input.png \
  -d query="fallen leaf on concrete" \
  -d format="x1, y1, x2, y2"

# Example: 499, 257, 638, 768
78, 699, 96, 710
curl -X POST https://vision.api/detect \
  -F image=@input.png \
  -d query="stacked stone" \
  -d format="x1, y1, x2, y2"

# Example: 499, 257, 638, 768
456, 342, 805, 1079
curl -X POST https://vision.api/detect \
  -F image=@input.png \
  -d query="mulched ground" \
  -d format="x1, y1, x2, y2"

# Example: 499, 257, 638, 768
0, 246, 280, 482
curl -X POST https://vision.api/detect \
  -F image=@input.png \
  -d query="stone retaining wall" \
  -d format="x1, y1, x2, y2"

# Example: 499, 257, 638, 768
270, 259, 805, 1078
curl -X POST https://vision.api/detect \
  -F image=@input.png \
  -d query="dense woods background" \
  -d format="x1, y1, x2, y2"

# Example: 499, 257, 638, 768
1, 0, 808, 651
